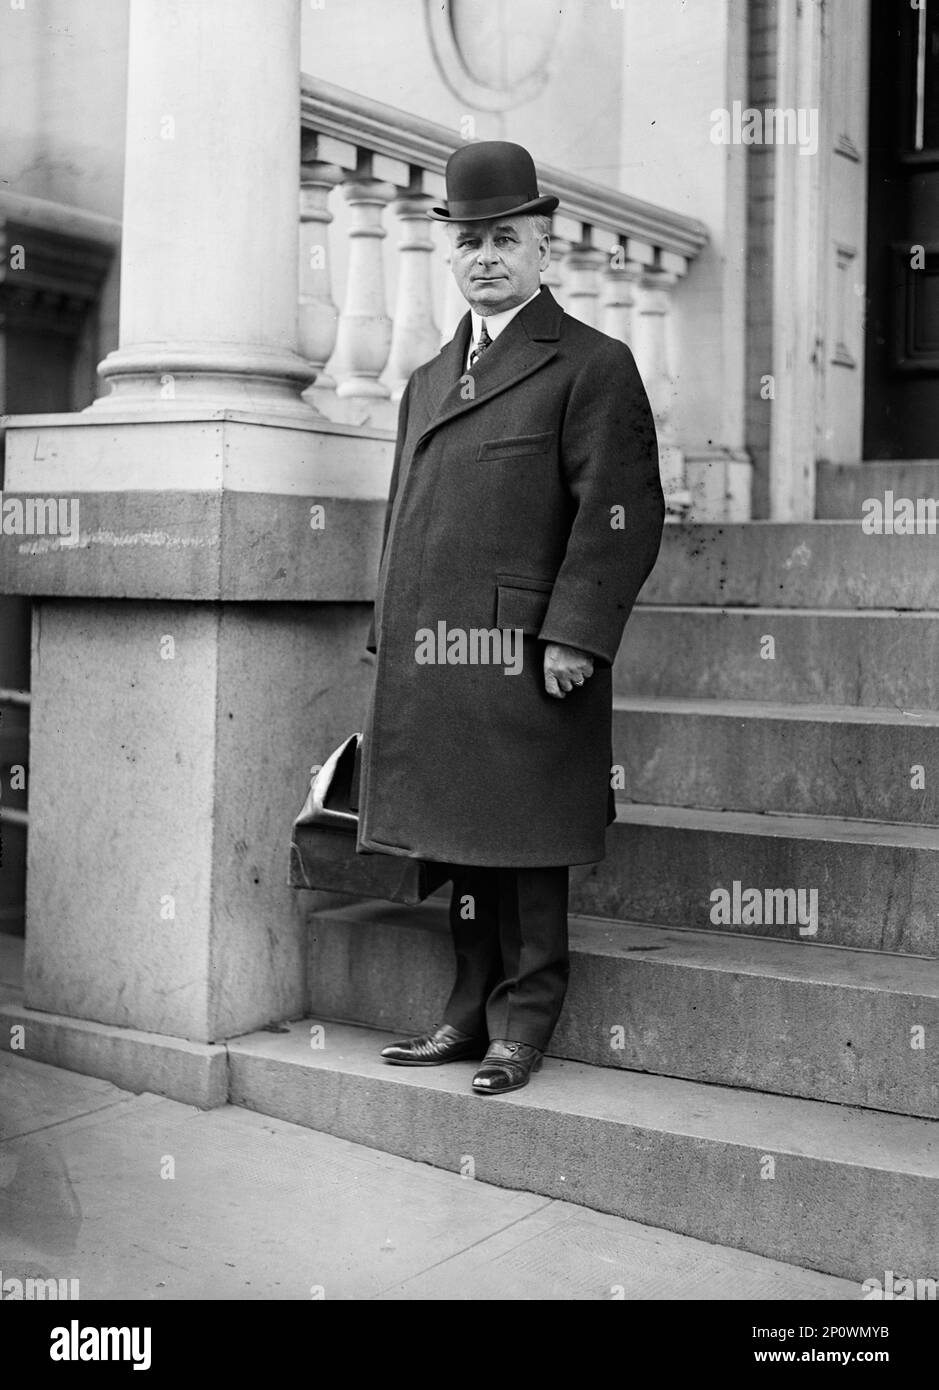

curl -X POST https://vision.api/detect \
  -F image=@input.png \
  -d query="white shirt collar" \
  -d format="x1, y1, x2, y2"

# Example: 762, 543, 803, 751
468, 287, 542, 362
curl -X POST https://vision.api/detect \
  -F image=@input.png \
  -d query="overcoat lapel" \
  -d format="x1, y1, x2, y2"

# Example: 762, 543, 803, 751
415, 286, 563, 448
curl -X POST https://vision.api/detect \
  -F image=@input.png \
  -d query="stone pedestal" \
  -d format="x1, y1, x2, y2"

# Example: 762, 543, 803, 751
0, 410, 391, 1091
23, 597, 369, 1043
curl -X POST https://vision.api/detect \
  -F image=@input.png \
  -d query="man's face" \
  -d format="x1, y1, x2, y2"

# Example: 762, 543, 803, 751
447, 214, 549, 315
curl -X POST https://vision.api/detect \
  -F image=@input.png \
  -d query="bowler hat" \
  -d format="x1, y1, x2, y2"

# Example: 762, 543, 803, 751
428, 141, 559, 223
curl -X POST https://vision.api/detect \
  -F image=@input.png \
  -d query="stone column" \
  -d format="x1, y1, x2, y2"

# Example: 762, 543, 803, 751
92, 0, 314, 419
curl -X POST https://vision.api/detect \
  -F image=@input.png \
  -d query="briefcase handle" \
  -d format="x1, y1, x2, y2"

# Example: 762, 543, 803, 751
294, 732, 361, 832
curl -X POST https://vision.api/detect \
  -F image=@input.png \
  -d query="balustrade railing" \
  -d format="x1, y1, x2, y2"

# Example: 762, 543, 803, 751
298, 75, 708, 511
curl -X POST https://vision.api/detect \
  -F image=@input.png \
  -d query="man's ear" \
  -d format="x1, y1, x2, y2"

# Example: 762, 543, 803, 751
538, 235, 551, 271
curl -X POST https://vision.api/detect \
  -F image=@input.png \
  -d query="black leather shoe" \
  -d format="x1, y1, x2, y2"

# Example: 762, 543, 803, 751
472, 1039, 543, 1095
380, 1023, 487, 1066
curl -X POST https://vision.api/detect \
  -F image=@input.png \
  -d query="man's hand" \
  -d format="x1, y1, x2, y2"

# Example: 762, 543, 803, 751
543, 642, 594, 699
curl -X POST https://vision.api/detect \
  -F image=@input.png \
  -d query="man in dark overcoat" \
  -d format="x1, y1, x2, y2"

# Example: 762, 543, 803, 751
357, 141, 665, 1094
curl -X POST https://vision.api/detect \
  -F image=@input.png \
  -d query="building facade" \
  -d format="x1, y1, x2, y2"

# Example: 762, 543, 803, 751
0, 0, 936, 1279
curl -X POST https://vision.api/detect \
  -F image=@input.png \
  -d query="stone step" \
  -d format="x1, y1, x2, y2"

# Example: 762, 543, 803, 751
227, 1020, 939, 1281
305, 900, 939, 1118
816, 460, 939, 520
572, 804, 938, 955
615, 608, 939, 706
612, 697, 939, 826
643, 522, 939, 609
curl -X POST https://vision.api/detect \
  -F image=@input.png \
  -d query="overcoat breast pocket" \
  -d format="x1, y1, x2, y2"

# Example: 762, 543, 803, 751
476, 431, 554, 461
495, 574, 553, 636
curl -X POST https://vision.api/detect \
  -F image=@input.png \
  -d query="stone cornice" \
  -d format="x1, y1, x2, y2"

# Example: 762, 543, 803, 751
0, 197, 117, 337
0, 193, 121, 247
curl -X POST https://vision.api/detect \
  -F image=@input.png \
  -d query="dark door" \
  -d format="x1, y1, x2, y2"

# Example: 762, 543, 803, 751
0, 261, 98, 935
864, 0, 939, 458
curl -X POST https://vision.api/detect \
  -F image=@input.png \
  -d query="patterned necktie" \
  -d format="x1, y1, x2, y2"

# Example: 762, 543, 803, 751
469, 320, 492, 368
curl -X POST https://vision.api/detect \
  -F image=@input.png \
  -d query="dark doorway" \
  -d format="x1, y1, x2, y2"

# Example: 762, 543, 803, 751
0, 226, 111, 936
864, 0, 939, 459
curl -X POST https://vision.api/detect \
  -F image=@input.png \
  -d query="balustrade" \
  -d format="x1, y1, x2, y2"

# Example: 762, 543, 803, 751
298, 76, 707, 507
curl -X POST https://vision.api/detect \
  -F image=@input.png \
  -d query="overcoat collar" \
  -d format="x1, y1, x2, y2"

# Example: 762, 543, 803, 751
415, 285, 563, 447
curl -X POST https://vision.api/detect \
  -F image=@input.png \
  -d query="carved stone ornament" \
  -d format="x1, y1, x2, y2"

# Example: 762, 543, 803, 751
425, 0, 574, 113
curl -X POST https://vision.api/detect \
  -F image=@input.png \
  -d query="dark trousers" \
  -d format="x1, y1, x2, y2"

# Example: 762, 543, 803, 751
441, 865, 570, 1053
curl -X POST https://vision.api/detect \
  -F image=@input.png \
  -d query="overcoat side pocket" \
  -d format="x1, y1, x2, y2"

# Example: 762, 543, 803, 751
495, 575, 553, 635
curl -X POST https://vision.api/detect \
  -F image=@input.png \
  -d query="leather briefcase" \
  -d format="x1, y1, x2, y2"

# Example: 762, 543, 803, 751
288, 733, 451, 905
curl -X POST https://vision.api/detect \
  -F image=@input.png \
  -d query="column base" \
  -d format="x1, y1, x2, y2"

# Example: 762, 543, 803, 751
91, 342, 320, 424
0, 1000, 228, 1109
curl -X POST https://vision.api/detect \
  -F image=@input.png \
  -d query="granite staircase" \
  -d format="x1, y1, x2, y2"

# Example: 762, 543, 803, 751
230, 461, 939, 1284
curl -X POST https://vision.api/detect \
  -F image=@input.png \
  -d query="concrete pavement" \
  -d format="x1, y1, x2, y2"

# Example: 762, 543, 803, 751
0, 1049, 859, 1300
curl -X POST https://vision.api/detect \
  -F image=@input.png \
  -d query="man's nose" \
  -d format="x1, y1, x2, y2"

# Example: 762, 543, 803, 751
475, 240, 499, 264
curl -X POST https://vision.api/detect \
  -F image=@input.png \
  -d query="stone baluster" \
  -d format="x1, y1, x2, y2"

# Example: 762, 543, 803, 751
298, 161, 343, 392
332, 178, 395, 402
440, 245, 470, 341
543, 235, 571, 309
635, 268, 678, 434
635, 267, 688, 514
385, 194, 441, 401
601, 253, 642, 348
562, 244, 607, 329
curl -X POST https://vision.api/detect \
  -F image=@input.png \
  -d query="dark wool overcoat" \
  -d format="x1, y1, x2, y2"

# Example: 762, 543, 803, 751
356, 285, 664, 867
